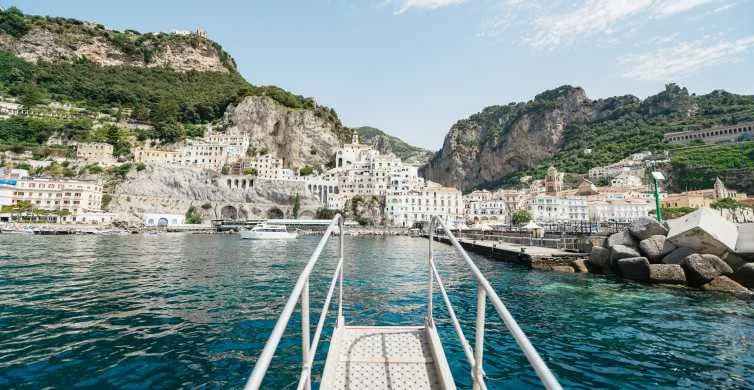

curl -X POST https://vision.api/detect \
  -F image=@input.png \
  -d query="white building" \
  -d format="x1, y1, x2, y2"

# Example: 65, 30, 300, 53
465, 199, 507, 222
243, 155, 285, 179
588, 151, 652, 181
611, 172, 643, 188
144, 213, 186, 226
531, 195, 588, 223
385, 183, 463, 227
179, 141, 227, 171
204, 131, 249, 161
588, 199, 651, 223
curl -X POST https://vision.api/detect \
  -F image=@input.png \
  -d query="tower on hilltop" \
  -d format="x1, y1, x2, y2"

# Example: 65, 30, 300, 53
195, 28, 207, 38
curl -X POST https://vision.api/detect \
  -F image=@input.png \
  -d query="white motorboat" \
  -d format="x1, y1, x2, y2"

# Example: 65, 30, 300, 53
240, 223, 297, 240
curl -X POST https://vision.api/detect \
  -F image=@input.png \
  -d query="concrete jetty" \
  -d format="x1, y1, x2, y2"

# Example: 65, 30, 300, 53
431, 235, 588, 271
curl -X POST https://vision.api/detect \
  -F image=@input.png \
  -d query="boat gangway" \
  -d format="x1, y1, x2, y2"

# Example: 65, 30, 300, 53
244, 214, 562, 389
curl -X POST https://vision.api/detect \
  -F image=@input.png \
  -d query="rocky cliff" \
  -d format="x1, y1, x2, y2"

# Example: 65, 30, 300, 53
224, 96, 344, 170
109, 165, 323, 222
0, 7, 235, 73
356, 126, 433, 166
421, 84, 754, 191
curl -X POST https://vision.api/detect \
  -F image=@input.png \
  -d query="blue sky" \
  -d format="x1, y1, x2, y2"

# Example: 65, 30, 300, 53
8, 0, 754, 150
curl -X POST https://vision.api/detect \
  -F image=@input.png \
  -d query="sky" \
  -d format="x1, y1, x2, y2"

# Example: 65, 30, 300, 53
8, 0, 754, 150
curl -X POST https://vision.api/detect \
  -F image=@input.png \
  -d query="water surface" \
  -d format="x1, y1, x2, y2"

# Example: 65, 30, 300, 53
0, 234, 752, 389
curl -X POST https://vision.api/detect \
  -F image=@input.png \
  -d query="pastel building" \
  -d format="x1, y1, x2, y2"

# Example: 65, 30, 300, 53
76, 142, 115, 164
8, 178, 103, 216
385, 183, 463, 227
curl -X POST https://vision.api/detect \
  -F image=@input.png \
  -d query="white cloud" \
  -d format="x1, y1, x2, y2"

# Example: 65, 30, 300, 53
392, 0, 467, 14
478, 0, 728, 49
622, 35, 754, 80
652, 0, 717, 17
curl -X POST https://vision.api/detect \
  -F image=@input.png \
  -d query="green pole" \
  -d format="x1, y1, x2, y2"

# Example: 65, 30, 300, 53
652, 161, 662, 223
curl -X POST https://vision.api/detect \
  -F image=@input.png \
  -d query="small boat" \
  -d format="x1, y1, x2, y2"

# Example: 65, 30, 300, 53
240, 223, 297, 240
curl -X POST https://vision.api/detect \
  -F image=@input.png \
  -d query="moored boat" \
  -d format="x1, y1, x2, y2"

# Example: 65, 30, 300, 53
240, 223, 297, 240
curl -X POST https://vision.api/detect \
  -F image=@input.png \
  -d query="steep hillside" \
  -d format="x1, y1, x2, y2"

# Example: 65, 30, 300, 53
356, 126, 433, 165
421, 84, 754, 191
0, 7, 234, 72
0, 7, 349, 168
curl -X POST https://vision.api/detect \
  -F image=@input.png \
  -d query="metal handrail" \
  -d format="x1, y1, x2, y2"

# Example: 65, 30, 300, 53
244, 214, 344, 390
429, 216, 563, 390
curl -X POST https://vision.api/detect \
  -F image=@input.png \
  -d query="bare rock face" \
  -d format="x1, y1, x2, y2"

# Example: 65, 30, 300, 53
420, 86, 637, 190
629, 217, 668, 240
2, 27, 231, 73
701, 276, 751, 294
226, 96, 341, 170
109, 165, 323, 222
681, 254, 723, 287
699, 254, 733, 276
648, 264, 686, 285
617, 257, 650, 282
610, 245, 641, 263
639, 235, 676, 262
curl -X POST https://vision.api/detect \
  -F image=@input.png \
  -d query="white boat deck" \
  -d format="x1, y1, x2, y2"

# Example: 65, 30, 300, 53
320, 325, 455, 390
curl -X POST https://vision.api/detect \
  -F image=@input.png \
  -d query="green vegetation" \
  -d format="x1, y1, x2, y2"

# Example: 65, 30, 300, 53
243, 168, 257, 175
86, 164, 104, 174
711, 197, 752, 209
661, 207, 696, 219
185, 206, 202, 224
299, 165, 314, 176
458, 84, 754, 189
315, 208, 339, 220
101, 193, 112, 209
221, 164, 230, 174
669, 143, 754, 191
201, 202, 213, 210
292, 194, 300, 219
135, 162, 146, 171
511, 210, 532, 225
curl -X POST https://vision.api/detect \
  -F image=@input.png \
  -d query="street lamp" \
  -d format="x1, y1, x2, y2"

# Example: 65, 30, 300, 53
651, 164, 665, 223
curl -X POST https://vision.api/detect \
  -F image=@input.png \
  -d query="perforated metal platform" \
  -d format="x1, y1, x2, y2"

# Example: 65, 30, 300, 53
319, 326, 456, 390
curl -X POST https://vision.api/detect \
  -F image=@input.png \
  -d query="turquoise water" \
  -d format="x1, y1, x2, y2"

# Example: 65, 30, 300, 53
0, 234, 753, 389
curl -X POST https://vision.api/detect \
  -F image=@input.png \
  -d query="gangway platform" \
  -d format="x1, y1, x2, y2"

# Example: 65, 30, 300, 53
244, 215, 562, 390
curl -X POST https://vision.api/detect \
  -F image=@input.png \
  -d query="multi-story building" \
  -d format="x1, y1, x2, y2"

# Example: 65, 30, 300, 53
588, 151, 651, 181
179, 141, 227, 171
242, 155, 285, 178
531, 195, 588, 223
76, 142, 115, 164
203, 130, 249, 161
385, 183, 463, 227
6, 177, 103, 216
610, 172, 643, 188
588, 199, 651, 223
133, 146, 180, 165
465, 199, 507, 222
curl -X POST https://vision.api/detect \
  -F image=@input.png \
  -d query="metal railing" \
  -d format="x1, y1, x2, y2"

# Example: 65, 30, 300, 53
428, 216, 563, 390
244, 214, 344, 390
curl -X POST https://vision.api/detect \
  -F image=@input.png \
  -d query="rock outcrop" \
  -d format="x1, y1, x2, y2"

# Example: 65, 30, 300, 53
109, 165, 323, 222
701, 276, 751, 294
617, 257, 650, 282
0, 22, 233, 73
648, 264, 686, 285
225, 96, 343, 170
629, 217, 669, 241
639, 235, 676, 262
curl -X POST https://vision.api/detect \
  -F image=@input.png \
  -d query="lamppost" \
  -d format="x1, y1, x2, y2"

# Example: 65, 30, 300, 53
650, 162, 665, 223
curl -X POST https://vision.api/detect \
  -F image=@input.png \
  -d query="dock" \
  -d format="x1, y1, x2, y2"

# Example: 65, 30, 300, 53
430, 235, 588, 270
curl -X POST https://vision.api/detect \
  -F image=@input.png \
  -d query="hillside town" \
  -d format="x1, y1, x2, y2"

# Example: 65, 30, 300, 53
2, 107, 753, 231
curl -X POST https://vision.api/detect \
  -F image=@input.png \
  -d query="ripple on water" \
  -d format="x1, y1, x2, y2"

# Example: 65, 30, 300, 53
0, 234, 753, 389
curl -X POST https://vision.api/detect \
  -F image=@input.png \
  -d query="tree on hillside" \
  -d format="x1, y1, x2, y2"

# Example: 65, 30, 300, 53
293, 193, 300, 219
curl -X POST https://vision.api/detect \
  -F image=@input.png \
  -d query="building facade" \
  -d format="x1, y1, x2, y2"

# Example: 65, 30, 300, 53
76, 142, 115, 164
664, 121, 754, 144
6, 178, 103, 216
385, 184, 463, 227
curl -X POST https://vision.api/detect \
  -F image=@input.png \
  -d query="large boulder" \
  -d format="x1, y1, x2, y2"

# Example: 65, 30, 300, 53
589, 246, 611, 269
682, 254, 722, 287
606, 230, 639, 249
666, 208, 738, 256
701, 276, 751, 294
736, 224, 754, 257
732, 263, 754, 288
617, 257, 650, 282
648, 264, 686, 285
639, 235, 677, 262
700, 254, 733, 275
722, 252, 747, 272
611, 245, 641, 264
629, 217, 668, 240
571, 259, 589, 273
661, 247, 696, 265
